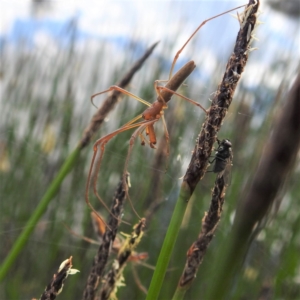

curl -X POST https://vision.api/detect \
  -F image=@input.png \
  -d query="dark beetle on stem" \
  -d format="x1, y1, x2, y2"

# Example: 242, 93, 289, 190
210, 139, 233, 174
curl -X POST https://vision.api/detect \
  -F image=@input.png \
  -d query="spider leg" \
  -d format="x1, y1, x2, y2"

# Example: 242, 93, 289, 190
91, 86, 152, 108
131, 264, 148, 295
92, 142, 130, 226
168, 4, 246, 79
157, 85, 208, 114
85, 144, 111, 230
86, 120, 157, 226
123, 119, 159, 219
63, 223, 100, 245
122, 114, 144, 128
208, 157, 216, 164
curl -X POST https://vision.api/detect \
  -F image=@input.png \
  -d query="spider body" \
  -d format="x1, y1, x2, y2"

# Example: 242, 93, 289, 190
141, 100, 166, 147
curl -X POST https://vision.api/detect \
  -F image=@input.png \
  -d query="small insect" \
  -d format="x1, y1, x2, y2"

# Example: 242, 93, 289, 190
210, 139, 233, 173
209, 139, 233, 186
86, 5, 245, 222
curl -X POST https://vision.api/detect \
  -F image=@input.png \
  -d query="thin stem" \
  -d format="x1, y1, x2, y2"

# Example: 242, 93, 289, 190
146, 182, 191, 300
0, 147, 80, 281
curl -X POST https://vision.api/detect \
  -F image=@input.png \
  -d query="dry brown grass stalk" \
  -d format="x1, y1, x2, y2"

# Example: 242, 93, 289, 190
183, 0, 260, 194
179, 174, 227, 288
39, 256, 79, 300
99, 218, 146, 300
82, 174, 129, 300
79, 42, 159, 149
234, 73, 300, 235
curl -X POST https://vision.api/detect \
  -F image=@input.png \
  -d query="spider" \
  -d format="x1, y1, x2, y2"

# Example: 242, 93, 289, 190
85, 4, 246, 224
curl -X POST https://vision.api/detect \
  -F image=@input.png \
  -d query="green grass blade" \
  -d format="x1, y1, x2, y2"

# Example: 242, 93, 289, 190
146, 182, 191, 300
0, 147, 80, 281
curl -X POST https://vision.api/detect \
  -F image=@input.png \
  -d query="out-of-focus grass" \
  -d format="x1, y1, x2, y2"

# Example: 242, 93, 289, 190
1, 19, 299, 300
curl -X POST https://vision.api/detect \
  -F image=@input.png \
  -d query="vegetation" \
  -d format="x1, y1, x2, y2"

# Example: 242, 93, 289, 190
1, 1, 299, 299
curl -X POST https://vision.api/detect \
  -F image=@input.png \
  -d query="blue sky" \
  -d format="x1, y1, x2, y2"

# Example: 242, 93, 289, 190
2, 1, 298, 54
1, 1, 292, 45
1, 0, 299, 89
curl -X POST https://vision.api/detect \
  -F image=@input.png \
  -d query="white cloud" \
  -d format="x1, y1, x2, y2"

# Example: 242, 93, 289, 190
2, 0, 298, 79
33, 29, 59, 55
0, 0, 31, 34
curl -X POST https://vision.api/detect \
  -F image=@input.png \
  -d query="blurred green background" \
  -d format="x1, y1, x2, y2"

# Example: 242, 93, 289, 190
1, 1, 299, 299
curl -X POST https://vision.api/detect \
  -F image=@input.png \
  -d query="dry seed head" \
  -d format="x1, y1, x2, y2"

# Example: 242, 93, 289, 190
247, 24, 252, 42
119, 219, 145, 255
58, 257, 72, 272
230, 12, 242, 27
100, 261, 124, 299
232, 68, 240, 79
40, 256, 79, 298
240, 0, 258, 29
248, 47, 259, 54
250, 34, 259, 42
244, 47, 259, 55
58, 256, 79, 276
247, 5, 261, 45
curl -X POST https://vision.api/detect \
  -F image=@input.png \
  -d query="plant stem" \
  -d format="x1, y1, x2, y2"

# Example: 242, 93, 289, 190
0, 147, 80, 281
146, 182, 191, 300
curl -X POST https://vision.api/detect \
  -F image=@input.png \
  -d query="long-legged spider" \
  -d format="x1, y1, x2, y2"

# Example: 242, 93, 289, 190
85, 4, 246, 224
